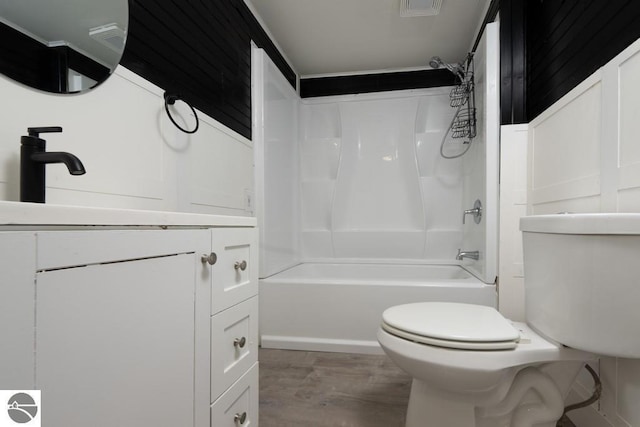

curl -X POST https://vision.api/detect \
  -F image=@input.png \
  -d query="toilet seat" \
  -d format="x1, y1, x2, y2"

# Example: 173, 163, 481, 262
381, 302, 521, 350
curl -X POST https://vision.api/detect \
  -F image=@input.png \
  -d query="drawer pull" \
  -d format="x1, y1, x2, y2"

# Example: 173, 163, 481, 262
234, 412, 247, 425
201, 252, 217, 265
234, 260, 247, 271
234, 337, 247, 348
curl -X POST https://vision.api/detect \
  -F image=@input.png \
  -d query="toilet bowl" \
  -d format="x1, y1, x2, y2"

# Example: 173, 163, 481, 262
378, 213, 640, 427
378, 302, 592, 427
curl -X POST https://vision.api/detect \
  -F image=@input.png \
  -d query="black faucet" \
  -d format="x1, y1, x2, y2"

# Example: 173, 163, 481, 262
20, 127, 86, 203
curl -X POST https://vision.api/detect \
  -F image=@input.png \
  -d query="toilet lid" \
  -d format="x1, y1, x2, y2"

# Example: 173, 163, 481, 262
381, 302, 521, 350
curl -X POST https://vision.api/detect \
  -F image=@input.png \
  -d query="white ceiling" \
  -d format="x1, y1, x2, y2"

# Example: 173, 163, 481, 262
245, 0, 491, 77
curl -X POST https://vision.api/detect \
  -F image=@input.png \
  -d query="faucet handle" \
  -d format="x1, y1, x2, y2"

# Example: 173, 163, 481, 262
27, 127, 63, 137
462, 199, 483, 224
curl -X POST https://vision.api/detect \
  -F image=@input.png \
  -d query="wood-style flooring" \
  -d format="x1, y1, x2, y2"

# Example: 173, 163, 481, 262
258, 348, 578, 427
259, 348, 411, 427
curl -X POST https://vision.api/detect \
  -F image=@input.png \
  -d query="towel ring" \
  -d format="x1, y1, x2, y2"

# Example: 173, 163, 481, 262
164, 92, 199, 134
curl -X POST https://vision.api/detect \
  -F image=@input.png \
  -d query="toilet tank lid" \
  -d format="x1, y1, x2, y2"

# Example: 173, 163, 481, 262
520, 213, 640, 235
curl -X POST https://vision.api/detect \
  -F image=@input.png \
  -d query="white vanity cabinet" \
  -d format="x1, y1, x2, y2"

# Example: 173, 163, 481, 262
0, 210, 258, 427
34, 229, 211, 427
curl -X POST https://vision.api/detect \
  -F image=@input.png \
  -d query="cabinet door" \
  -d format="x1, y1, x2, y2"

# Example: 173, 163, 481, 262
0, 232, 36, 389
210, 228, 258, 314
35, 232, 205, 427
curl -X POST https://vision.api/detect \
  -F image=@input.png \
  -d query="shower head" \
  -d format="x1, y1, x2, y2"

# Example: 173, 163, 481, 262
429, 55, 465, 81
429, 56, 444, 69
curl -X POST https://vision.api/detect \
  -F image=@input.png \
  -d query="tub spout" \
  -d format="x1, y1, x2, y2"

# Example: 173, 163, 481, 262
456, 249, 479, 260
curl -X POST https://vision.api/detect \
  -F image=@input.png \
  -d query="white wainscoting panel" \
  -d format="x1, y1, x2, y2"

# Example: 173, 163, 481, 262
617, 43, 640, 204
0, 66, 253, 216
528, 72, 602, 210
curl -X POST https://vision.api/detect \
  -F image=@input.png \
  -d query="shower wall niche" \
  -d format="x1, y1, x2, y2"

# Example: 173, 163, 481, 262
299, 89, 465, 262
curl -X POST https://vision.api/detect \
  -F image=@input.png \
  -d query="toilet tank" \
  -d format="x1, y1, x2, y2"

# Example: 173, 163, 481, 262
521, 213, 640, 358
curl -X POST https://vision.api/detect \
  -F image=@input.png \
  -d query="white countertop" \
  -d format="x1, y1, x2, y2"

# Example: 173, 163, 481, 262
0, 201, 256, 227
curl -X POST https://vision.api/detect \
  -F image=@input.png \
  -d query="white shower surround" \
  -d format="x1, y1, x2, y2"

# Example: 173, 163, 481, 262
254, 23, 499, 354
299, 88, 466, 262
254, 45, 498, 278
295, 22, 500, 275
252, 47, 300, 278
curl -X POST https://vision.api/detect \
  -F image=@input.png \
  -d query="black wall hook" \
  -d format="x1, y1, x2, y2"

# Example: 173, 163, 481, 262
164, 92, 199, 134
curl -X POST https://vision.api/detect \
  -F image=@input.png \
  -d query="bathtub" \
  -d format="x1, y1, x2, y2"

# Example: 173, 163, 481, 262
259, 263, 497, 354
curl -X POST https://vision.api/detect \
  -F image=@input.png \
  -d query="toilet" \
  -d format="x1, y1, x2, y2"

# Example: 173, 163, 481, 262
377, 213, 640, 427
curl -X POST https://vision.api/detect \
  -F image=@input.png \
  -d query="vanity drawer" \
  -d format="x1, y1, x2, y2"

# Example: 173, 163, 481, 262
211, 228, 258, 315
211, 296, 258, 402
210, 362, 258, 427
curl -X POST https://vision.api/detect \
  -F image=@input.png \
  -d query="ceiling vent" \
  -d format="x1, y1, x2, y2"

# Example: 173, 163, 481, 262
89, 23, 126, 52
400, 0, 443, 17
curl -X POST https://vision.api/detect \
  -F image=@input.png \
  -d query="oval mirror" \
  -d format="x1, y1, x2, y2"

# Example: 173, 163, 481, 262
0, 0, 128, 94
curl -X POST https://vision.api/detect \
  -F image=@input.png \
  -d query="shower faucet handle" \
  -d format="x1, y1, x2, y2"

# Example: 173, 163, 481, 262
463, 199, 482, 224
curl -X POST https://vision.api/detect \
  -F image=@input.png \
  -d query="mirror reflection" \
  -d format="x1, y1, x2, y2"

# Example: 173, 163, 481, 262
0, 0, 128, 94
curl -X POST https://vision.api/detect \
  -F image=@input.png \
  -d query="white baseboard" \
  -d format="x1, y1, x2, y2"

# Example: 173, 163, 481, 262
260, 335, 385, 355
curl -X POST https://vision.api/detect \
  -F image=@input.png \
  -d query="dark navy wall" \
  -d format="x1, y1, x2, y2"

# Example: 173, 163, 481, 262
502, 0, 640, 124
300, 69, 457, 98
527, 0, 640, 121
